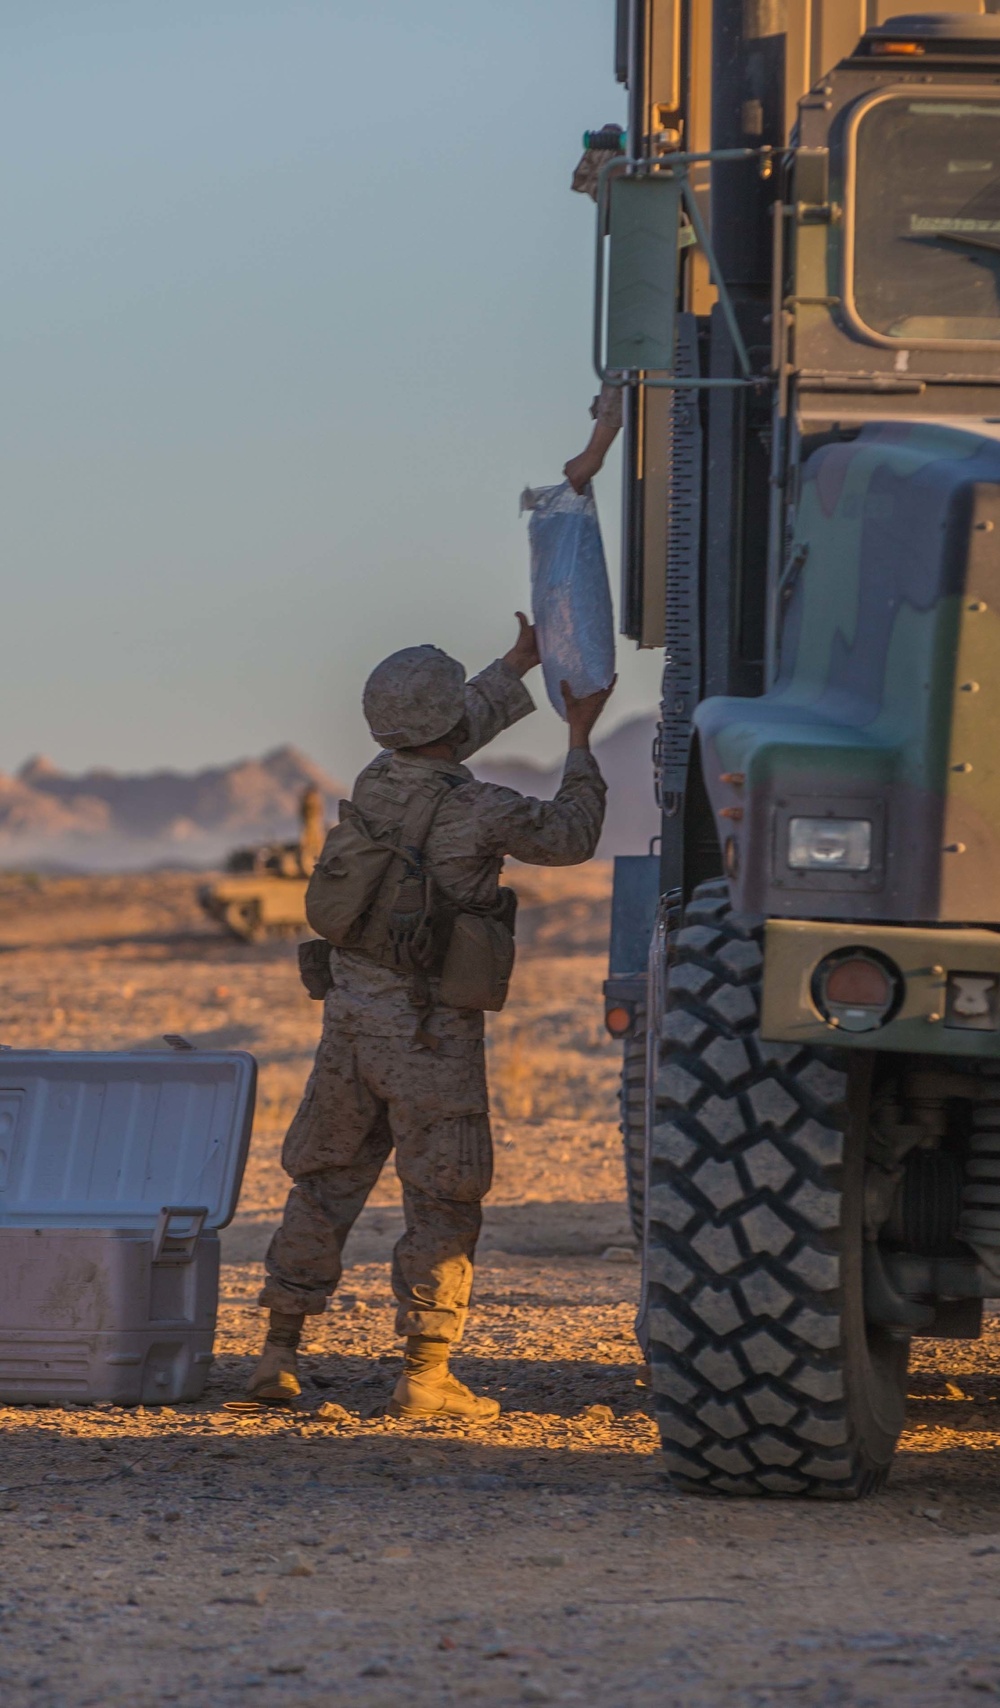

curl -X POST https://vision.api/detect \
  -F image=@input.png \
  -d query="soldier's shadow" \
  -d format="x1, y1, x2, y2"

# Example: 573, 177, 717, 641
207, 1348, 647, 1422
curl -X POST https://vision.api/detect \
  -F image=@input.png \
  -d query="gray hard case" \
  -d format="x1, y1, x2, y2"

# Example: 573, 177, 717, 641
0, 1049, 256, 1405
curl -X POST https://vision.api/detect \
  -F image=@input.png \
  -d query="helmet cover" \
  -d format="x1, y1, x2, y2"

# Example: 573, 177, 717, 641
363, 644, 467, 748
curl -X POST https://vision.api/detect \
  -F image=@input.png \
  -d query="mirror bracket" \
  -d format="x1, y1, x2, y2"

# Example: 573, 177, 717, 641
593, 148, 780, 392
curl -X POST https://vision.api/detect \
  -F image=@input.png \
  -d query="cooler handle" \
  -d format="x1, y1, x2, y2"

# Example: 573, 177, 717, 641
152, 1204, 209, 1265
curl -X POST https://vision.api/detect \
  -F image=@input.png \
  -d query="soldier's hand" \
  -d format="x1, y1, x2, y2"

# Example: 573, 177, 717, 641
562, 677, 616, 749
503, 611, 540, 678
563, 448, 603, 494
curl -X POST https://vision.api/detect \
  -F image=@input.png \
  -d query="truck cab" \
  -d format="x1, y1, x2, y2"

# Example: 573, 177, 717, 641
598, 4, 1000, 1497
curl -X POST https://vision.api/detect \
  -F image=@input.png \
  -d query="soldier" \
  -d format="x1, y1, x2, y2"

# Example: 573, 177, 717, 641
247, 617, 614, 1421
564, 141, 625, 495
298, 783, 326, 876
562, 138, 692, 494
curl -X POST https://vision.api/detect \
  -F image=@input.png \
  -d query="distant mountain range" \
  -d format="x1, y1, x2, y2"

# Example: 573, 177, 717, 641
0, 746, 345, 871
0, 715, 659, 870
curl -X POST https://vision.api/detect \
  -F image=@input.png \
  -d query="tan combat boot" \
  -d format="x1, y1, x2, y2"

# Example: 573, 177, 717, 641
245, 1311, 305, 1403
390, 1336, 500, 1424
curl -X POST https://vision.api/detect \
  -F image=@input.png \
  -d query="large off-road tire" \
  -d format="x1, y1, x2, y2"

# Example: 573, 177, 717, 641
648, 879, 909, 1498
621, 1014, 647, 1244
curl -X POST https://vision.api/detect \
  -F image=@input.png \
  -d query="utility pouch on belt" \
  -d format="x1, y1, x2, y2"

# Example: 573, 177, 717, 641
305, 802, 396, 947
297, 938, 334, 1000
438, 887, 517, 1013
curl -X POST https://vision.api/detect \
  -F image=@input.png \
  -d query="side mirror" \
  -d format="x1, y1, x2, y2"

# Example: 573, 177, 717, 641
603, 173, 684, 373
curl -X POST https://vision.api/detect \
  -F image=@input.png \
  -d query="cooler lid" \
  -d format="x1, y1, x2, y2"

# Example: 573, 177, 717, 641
0, 1050, 257, 1231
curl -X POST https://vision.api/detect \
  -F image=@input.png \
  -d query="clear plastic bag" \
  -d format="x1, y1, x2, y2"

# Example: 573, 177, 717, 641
520, 481, 616, 718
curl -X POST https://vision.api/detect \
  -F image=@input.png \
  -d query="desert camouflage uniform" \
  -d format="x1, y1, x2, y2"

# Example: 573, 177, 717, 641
261, 659, 605, 1339
260, 658, 607, 1341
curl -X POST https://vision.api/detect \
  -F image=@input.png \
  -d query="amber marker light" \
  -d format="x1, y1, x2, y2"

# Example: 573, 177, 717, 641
823, 958, 890, 1008
812, 949, 903, 1033
605, 1005, 634, 1038
872, 40, 924, 55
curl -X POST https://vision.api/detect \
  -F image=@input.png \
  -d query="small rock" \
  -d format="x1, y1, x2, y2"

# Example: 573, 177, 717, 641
381, 1545, 412, 1561
922, 1507, 944, 1522
279, 1549, 314, 1578
526, 1552, 567, 1568
268, 1662, 306, 1676
521, 1684, 552, 1704
359, 1658, 391, 1678
314, 1402, 351, 1424
600, 1245, 637, 1263
580, 1405, 615, 1425
971, 1542, 1000, 1557
164, 1510, 182, 1524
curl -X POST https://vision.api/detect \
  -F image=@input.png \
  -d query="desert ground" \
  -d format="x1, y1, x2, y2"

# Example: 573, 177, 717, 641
0, 864, 999, 1708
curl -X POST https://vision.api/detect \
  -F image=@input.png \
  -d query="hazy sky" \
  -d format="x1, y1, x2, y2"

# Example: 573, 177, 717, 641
3, 1, 661, 786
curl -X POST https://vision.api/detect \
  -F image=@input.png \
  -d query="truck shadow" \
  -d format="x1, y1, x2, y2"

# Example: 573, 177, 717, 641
3, 1383, 1000, 1520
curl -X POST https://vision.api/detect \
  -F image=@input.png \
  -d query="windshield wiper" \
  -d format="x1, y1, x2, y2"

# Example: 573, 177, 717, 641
930, 230, 1000, 258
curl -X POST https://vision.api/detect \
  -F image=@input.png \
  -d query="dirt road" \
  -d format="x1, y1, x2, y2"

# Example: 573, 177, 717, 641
0, 869, 999, 1708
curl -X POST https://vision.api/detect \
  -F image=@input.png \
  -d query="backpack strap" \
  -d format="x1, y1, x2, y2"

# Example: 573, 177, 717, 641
356, 776, 456, 969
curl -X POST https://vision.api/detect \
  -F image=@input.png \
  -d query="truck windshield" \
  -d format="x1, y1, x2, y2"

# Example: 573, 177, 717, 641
852, 95, 1000, 341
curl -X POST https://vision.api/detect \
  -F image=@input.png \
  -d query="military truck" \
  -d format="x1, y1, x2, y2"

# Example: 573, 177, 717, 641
197, 850, 308, 943
596, 2, 1000, 1497
198, 787, 326, 942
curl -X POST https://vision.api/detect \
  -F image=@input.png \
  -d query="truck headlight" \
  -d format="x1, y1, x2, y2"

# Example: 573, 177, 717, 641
788, 816, 872, 872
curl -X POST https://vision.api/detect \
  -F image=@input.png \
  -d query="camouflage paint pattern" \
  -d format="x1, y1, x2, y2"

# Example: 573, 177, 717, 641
694, 420, 1000, 923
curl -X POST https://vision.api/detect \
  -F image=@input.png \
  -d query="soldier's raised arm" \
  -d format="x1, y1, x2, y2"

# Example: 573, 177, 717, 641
476, 677, 615, 866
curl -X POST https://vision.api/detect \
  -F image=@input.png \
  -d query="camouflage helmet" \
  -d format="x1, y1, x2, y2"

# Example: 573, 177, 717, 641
363, 644, 467, 749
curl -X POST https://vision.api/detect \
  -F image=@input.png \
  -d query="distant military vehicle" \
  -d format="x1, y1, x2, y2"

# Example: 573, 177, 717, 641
596, 3, 1000, 1497
198, 785, 326, 942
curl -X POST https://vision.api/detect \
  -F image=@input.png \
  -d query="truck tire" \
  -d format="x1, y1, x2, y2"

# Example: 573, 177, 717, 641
648, 878, 909, 1498
620, 1014, 647, 1243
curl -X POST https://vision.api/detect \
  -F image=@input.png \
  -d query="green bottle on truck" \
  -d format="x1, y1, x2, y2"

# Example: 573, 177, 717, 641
596, 3, 1000, 1496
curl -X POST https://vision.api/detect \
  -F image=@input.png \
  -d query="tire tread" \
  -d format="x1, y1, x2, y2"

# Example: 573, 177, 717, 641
647, 879, 904, 1499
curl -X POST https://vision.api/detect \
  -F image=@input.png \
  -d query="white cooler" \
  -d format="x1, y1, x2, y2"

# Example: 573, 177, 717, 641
0, 1048, 256, 1405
